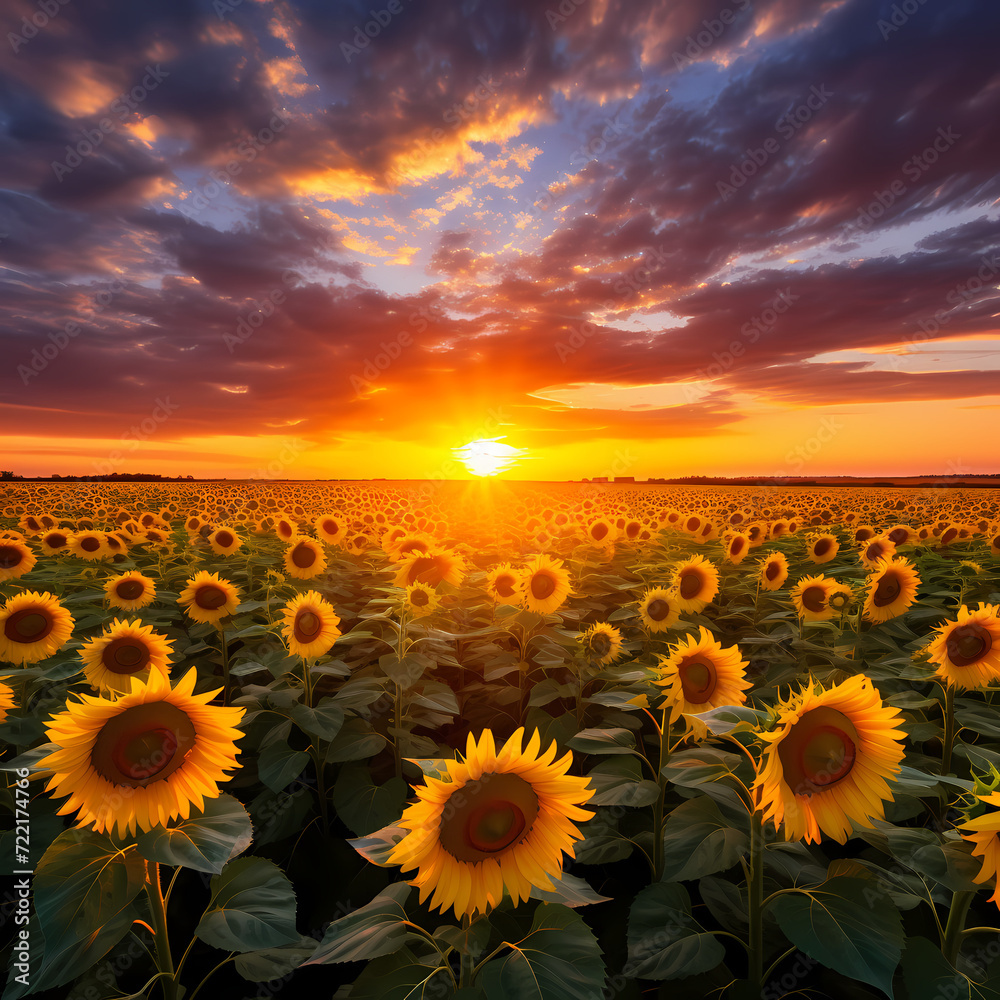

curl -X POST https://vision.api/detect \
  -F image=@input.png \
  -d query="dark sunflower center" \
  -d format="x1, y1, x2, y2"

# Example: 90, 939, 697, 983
646, 598, 670, 621
679, 657, 716, 703
801, 586, 827, 613
495, 574, 516, 599
942, 528, 958, 544
410, 589, 430, 607
322, 519, 338, 535
888, 528, 908, 544
291, 543, 316, 568
813, 538, 831, 557
626, 522, 640, 538
194, 584, 228, 610
589, 633, 612, 657
591, 522, 608, 541
91, 702, 196, 787
679, 571, 702, 600
102, 637, 151, 674
686, 517, 700, 532
294, 610, 322, 641
215, 531, 234, 547
116, 579, 145, 600
778, 706, 859, 795
530, 572, 556, 600
81, 536, 101, 552
439, 772, 540, 862
946, 623, 992, 666
829, 591, 849, 610
765, 562, 781, 581
872, 574, 901, 607
0, 545, 23, 568
46, 533, 68, 549
408, 556, 442, 585
731, 538, 745, 553
4, 609, 54, 644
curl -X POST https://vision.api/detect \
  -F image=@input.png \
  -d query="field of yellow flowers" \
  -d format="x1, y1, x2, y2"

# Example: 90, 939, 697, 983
1, 480, 1000, 1000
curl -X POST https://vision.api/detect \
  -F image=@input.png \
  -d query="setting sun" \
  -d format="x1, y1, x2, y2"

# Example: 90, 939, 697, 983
454, 438, 523, 477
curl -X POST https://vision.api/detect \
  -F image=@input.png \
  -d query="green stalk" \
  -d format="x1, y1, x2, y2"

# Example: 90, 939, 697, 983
940, 683, 956, 776
144, 861, 178, 1000
747, 809, 765, 988
651, 707, 670, 882
218, 626, 230, 706
942, 889, 975, 966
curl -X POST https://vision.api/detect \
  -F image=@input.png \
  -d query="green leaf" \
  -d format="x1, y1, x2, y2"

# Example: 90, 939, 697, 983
289, 698, 345, 741
567, 727, 638, 755
626, 882, 726, 980
585, 757, 660, 807
17, 830, 147, 996
900, 935, 1000, 1000
530, 870, 612, 908
258, 742, 311, 793
344, 947, 452, 1000
347, 824, 408, 867
478, 903, 606, 1000
333, 765, 409, 837
770, 876, 905, 997
660, 796, 748, 882
304, 882, 412, 965
195, 856, 299, 953
136, 794, 253, 874
956, 704, 1000, 739
326, 717, 387, 762
233, 935, 318, 982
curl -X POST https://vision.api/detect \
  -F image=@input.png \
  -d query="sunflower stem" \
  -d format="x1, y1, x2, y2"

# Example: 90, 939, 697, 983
941, 682, 956, 776
302, 656, 314, 709
144, 861, 178, 1000
218, 627, 230, 707
459, 914, 475, 988
942, 889, 975, 966
746, 808, 766, 989
651, 706, 670, 882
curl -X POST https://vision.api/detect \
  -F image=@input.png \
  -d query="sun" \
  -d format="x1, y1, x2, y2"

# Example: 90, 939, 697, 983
454, 438, 523, 477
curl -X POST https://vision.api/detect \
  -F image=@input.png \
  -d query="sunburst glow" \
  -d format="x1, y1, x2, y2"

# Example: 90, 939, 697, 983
454, 438, 523, 477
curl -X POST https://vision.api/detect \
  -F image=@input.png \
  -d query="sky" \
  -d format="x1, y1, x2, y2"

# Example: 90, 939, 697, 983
1, 0, 998, 481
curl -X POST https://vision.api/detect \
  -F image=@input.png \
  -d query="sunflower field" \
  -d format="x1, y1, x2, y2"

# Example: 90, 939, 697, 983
2, 481, 1000, 1000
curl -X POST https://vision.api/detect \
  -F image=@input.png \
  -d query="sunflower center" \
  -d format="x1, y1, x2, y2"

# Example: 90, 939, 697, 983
495, 574, 516, 599
626, 522, 640, 539
946, 623, 992, 666
116, 580, 145, 600
813, 538, 831, 557
731, 538, 745, 553
439, 772, 540, 862
591, 522, 608, 541
294, 610, 322, 641
865, 542, 884, 561
291, 543, 316, 568
530, 572, 556, 600
801, 586, 827, 613
686, 517, 700, 532
679, 571, 702, 600
81, 536, 101, 552
91, 703, 196, 787
408, 556, 442, 585
4, 609, 53, 644
216, 531, 234, 547
410, 589, 430, 607
678, 657, 717, 703
778, 706, 859, 796
829, 590, 849, 610
102, 637, 151, 674
322, 519, 338, 535
765, 562, 781, 581
0, 545, 23, 568
646, 598, 670, 621
194, 584, 228, 610
888, 527, 908, 544
46, 533, 67, 549
872, 574, 901, 607
589, 633, 612, 657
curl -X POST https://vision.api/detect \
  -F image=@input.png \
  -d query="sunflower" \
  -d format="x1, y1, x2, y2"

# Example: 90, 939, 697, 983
68, 530, 110, 561
926, 603, 1000, 690
517, 554, 572, 615
670, 554, 720, 612
387, 729, 595, 919
283, 536, 328, 580
0, 591, 75, 665
208, 527, 243, 556
990, 532, 1000, 558
806, 534, 839, 564
80, 619, 173, 694
314, 514, 346, 546
583, 518, 617, 547
388, 532, 435, 564
0, 680, 15, 724
486, 564, 520, 604
38, 529, 72, 556
958, 792, 1000, 909
638, 587, 681, 632
753, 674, 906, 844
790, 574, 837, 622
759, 552, 789, 591
105, 571, 157, 611
827, 582, 855, 614
40, 668, 245, 838
394, 547, 465, 589
281, 590, 342, 658
0, 539, 36, 582
858, 535, 897, 571
725, 532, 751, 564
655, 626, 751, 725
581, 622, 623, 665
275, 516, 297, 542
862, 556, 921, 623
404, 582, 440, 619
177, 571, 241, 624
